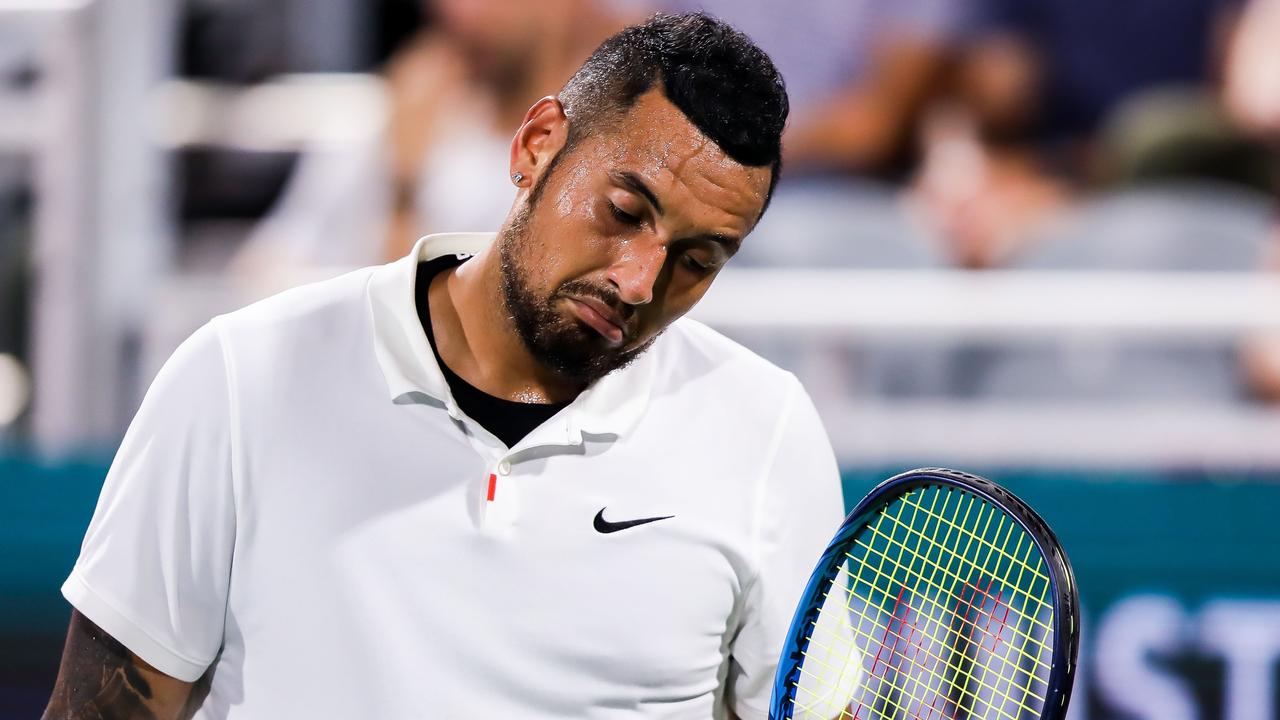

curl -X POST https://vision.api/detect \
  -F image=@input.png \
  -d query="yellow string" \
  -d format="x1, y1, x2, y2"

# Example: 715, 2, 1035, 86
792, 485, 1057, 720
852, 525, 1051, 662
856, 494, 1051, 702
901, 494, 1052, 604
818, 501, 1037, 719
870, 487, 1050, 713
872, 505, 1055, 637
843, 526, 1047, 713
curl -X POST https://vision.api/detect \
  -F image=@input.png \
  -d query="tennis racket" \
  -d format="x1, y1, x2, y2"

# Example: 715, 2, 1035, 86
769, 468, 1079, 720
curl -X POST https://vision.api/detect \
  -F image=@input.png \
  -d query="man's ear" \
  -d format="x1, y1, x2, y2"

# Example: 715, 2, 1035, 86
509, 96, 570, 189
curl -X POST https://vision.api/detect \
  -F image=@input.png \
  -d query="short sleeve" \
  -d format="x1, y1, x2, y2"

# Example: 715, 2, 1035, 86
727, 378, 846, 718
61, 321, 237, 682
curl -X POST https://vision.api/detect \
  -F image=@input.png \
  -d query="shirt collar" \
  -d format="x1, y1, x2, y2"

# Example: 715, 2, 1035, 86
367, 232, 655, 442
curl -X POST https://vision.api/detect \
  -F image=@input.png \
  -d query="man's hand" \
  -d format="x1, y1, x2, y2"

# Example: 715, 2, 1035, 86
42, 610, 201, 720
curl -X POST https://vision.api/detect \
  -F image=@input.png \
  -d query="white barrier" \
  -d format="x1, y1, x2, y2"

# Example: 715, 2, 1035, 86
693, 269, 1280, 336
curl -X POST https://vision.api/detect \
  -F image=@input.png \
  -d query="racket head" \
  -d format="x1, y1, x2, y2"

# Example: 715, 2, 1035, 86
769, 468, 1079, 720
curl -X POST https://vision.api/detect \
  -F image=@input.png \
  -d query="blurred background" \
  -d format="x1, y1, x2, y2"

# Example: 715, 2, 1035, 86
3, 0, 1280, 717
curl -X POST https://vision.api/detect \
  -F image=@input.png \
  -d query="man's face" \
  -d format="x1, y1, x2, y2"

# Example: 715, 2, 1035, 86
499, 89, 772, 384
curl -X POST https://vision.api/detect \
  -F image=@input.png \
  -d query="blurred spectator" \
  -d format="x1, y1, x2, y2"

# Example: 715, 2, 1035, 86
1226, 0, 1280, 402
1241, 234, 1280, 401
883, 0, 1280, 407
916, 0, 1269, 269
237, 0, 634, 271
1226, 0, 1280, 136
974, 184, 1271, 404
662, 0, 964, 177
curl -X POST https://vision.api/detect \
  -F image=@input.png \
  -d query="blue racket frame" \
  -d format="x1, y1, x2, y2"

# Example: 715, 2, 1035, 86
768, 468, 1080, 720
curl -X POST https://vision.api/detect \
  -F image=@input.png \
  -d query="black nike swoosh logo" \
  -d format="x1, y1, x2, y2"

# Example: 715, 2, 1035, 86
593, 507, 674, 534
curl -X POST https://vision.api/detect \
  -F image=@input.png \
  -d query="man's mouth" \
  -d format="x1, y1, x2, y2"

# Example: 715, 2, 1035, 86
566, 296, 626, 346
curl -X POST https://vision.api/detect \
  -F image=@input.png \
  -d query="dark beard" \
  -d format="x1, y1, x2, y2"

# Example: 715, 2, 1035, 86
497, 205, 657, 385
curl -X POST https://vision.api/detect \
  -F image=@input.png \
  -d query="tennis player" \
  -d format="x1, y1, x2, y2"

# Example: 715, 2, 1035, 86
43, 13, 844, 719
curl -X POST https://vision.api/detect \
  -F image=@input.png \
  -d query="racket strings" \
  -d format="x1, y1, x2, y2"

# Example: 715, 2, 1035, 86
829, 530, 1049, 712
861, 489, 1052, 718
897, 495, 1054, 620
835, 542, 1049, 710
798, 500, 976, 719
798, 599, 1022, 720
856, 513, 1053, 661
794, 588, 964, 718
791, 486, 1056, 720
840, 531, 1050, 715
877, 490, 1050, 719
887, 492, 1053, 623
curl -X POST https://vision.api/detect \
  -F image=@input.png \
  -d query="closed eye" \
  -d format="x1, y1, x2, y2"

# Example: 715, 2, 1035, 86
608, 200, 642, 226
681, 253, 716, 276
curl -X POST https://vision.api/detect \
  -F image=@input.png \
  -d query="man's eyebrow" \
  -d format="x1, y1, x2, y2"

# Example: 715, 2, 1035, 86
608, 170, 742, 253
686, 232, 741, 255
610, 170, 664, 216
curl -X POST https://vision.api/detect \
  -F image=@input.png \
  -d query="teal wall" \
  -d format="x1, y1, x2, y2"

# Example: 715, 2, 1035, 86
0, 456, 108, 633
843, 468, 1280, 603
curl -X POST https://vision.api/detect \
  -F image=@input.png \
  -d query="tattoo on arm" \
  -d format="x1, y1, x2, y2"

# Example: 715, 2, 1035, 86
42, 610, 198, 720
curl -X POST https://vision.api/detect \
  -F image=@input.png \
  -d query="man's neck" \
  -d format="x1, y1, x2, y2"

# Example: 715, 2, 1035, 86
428, 247, 585, 404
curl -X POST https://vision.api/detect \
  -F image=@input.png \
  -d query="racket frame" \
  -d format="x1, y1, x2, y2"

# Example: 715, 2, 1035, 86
768, 467, 1080, 720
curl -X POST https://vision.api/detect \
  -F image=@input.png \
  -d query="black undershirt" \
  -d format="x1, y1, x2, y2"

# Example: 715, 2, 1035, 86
414, 255, 569, 447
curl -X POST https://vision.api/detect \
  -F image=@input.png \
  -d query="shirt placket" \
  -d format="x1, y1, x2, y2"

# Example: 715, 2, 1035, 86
472, 415, 583, 533
479, 454, 517, 531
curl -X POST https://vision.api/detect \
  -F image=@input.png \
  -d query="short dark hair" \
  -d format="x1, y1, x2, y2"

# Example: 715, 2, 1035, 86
557, 12, 789, 212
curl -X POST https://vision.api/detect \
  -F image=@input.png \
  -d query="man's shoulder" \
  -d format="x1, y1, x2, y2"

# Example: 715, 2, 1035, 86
655, 317, 799, 397
214, 265, 380, 338
205, 265, 386, 381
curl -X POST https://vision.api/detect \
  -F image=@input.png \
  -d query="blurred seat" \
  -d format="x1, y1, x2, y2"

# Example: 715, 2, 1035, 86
737, 178, 942, 269
862, 184, 1276, 405
1020, 183, 1274, 272
724, 178, 943, 404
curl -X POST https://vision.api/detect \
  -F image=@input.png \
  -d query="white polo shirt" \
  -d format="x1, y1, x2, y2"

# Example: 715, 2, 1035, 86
62, 233, 845, 719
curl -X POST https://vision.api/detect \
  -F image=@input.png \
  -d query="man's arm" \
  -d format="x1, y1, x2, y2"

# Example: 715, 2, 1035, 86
725, 379, 847, 719
783, 38, 950, 174
42, 610, 198, 720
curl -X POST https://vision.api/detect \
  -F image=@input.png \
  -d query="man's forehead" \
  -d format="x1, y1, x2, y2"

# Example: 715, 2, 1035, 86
608, 92, 738, 167
599, 91, 771, 218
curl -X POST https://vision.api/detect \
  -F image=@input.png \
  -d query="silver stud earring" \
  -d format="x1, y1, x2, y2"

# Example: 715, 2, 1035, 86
511, 171, 524, 185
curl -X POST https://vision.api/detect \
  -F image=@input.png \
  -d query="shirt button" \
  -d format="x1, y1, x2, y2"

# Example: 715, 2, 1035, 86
497, 460, 512, 475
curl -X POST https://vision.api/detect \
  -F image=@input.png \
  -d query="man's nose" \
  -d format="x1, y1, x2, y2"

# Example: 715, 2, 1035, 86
606, 241, 666, 306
